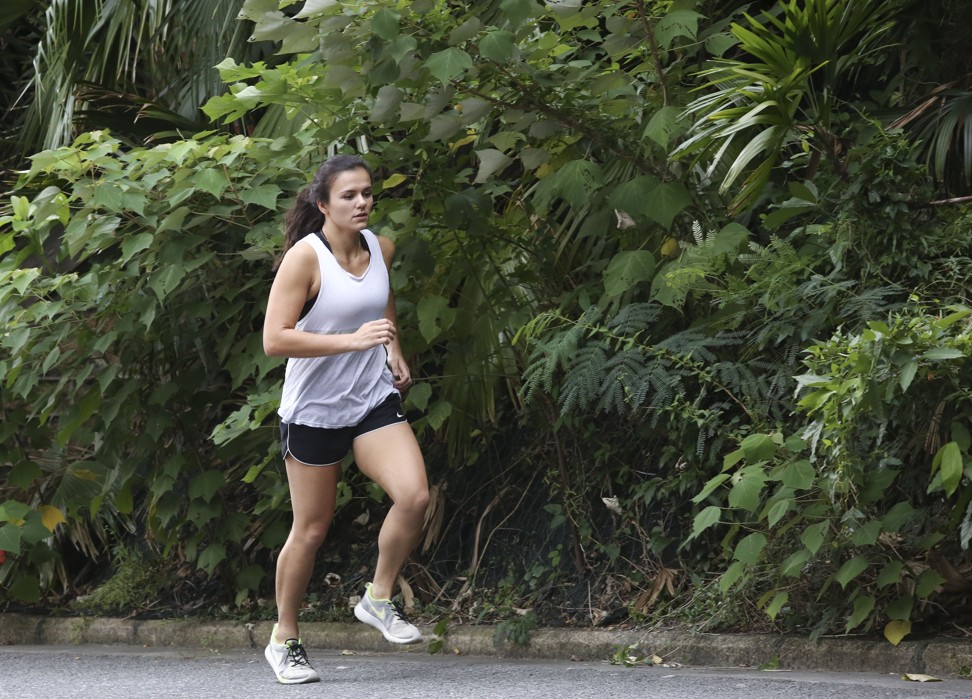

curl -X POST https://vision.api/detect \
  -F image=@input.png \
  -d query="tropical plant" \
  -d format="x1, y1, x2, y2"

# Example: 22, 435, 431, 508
0, 129, 309, 602
673, 0, 901, 214
1, 0, 277, 171
689, 303, 972, 642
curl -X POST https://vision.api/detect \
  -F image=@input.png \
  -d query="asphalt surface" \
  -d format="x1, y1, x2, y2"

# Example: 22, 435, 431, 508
2, 645, 972, 699
3, 613, 972, 698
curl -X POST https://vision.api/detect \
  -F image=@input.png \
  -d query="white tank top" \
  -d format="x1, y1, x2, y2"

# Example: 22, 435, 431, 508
278, 229, 397, 428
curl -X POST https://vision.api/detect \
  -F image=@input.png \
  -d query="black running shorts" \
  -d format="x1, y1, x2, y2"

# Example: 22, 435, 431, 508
279, 393, 407, 466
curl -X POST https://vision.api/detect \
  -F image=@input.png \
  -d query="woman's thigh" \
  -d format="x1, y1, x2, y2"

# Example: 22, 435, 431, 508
285, 455, 341, 527
351, 423, 428, 503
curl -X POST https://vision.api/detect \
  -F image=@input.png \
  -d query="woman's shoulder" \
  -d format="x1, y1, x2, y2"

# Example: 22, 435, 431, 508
278, 235, 320, 273
364, 230, 394, 254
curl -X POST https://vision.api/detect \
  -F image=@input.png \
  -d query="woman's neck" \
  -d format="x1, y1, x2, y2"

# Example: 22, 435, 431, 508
321, 225, 364, 257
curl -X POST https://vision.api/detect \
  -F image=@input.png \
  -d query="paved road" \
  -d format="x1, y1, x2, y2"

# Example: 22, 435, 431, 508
1, 645, 970, 699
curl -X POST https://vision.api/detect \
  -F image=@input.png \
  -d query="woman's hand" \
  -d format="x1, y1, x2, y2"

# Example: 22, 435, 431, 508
350, 318, 397, 351
386, 352, 412, 392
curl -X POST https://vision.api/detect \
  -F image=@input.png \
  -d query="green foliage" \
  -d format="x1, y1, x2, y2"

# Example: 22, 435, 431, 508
493, 610, 538, 649
690, 302, 972, 640
608, 643, 650, 667
674, 0, 901, 213
427, 616, 450, 655
4, 0, 972, 643
72, 546, 169, 615
0, 129, 306, 602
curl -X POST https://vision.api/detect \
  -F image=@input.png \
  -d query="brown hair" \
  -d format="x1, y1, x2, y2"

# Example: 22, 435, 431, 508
276, 154, 373, 268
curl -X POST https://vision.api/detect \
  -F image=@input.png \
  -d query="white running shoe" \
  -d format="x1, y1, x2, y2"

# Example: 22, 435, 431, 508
264, 624, 320, 684
353, 582, 423, 644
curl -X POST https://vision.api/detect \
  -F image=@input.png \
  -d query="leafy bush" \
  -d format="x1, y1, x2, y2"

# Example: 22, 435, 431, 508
0, 130, 306, 603
689, 303, 972, 641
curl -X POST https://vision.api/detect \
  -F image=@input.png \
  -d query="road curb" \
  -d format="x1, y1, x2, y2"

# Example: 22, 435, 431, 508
2, 613, 972, 678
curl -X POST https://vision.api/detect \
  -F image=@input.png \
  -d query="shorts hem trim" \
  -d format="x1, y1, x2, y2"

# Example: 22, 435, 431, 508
352, 418, 408, 442
282, 448, 342, 468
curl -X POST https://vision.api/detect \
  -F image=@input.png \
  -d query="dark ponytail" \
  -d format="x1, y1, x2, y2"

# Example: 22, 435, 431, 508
275, 154, 373, 269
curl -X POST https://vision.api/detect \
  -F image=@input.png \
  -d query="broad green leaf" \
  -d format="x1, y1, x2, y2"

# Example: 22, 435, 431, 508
11, 195, 29, 219
722, 448, 745, 471
188, 470, 225, 503
121, 232, 153, 264
654, 10, 701, 49
705, 32, 738, 57
886, 594, 914, 621
56, 389, 102, 447
834, 556, 868, 589
474, 149, 513, 184
898, 358, 919, 392
8, 462, 41, 489
425, 400, 453, 431
728, 466, 768, 513
382, 174, 407, 189
387, 35, 418, 63
603, 250, 655, 298
881, 503, 915, 533
800, 521, 828, 555
922, 347, 965, 360
534, 160, 603, 211
197, 543, 226, 575
0, 524, 22, 555
781, 549, 810, 577
884, 619, 911, 646
764, 590, 788, 620
690, 505, 722, 539
643, 181, 692, 229
849, 521, 881, 546
499, 0, 535, 27
425, 48, 473, 84
916, 570, 946, 598
934, 442, 964, 496
480, 30, 515, 62
239, 184, 282, 210
371, 7, 400, 40
718, 560, 746, 592
404, 382, 432, 412
459, 97, 491, 122
608, 176, 659, 220
193, 168, 231, 198
425, 114, 463, 142
292, 0, 339, 19
158, 206, 190, 232
236, 564, 265, 591
740, 433, 776, 463
371, 85, 403, 123
9, 575, 40, 602
778, 459, 814, 490
765, 498, 791, 527
417, 294, 457, 343
732, 532, 766, 565
846, 595, 875, 632
644, 106, 683, 148
691, 473, 730, 504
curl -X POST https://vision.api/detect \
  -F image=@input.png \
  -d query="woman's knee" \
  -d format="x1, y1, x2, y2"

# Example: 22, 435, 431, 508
289, 520, 331, 549
394, 485, 430, 515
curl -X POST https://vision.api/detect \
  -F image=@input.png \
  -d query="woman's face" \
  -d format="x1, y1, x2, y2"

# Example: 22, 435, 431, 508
318, 167, 373, 233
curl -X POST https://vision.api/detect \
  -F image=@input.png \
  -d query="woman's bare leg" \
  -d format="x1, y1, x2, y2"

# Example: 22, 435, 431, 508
352, 422, 429, 599
274, 456, 340, 641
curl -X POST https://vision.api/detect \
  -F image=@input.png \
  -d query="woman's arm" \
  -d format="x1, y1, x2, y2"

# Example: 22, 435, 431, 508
263, 242, 397, 358
378, 235, 412, 391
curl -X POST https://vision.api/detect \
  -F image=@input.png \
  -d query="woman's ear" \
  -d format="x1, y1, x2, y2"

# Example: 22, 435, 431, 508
316, 200, 328, 215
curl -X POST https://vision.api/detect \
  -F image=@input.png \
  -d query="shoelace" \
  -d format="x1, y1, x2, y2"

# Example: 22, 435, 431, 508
286, 641, 312, 667
390, 600, 412, 624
